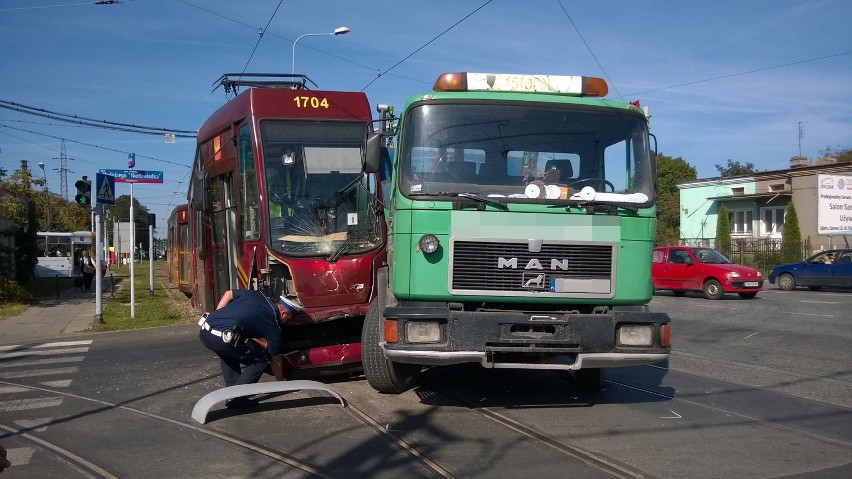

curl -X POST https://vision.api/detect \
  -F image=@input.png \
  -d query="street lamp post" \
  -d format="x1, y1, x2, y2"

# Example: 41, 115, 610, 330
291, 26, 350, 74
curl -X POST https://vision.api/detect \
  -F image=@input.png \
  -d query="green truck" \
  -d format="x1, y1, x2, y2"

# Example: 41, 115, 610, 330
363, 72, 670, 393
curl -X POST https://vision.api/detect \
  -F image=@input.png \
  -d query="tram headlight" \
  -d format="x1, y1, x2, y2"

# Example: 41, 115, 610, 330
616, 324, 653, 347
418, 234, 440, 254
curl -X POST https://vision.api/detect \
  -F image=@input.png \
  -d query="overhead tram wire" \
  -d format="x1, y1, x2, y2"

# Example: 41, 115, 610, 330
0, 99, 196, 138
0, 124, 190, 169
360, 0, 495, 92
176, 0, 428, 87
556, 0, 623, 101
239, 0, 284, 74
627, 50, 852, 97
0, 1, 113, 12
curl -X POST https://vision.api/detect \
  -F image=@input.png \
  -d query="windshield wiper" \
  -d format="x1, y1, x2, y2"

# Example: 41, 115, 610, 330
454, 192, 508, 210
558, 200, 639, 214
409, 191, 507, 210
327, 229, 359, 263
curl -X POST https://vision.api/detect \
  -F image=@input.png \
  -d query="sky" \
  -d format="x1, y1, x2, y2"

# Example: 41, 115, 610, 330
1, 0, 851, 234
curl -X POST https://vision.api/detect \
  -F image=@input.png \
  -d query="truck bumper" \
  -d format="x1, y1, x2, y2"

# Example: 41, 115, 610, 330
381, 304, 670, 370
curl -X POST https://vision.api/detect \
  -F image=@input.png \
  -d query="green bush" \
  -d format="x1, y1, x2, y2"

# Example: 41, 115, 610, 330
0, 277, 32, 304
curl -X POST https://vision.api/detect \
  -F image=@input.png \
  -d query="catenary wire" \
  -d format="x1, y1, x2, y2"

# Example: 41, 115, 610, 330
360, 0, 495, 92
555, 0, 623, 101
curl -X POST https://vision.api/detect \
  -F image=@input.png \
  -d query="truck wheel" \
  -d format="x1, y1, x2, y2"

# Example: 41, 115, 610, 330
575, 368, 605, 392
777, 273, 796, 291
361, 301, 420, 394
703, 279, 724, 300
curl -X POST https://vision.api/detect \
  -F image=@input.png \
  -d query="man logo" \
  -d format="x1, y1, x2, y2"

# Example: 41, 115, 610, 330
522, 272, 546, 289
497, 257, 569, 271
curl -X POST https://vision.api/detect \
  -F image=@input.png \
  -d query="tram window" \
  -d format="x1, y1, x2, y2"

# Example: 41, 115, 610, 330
238, 123, 260, 240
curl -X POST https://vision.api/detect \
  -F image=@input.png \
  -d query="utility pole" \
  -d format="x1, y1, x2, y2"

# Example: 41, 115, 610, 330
58, 140, 70, 200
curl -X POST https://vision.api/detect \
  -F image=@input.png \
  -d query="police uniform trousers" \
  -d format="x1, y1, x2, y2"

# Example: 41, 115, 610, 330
199, 329, 268, 387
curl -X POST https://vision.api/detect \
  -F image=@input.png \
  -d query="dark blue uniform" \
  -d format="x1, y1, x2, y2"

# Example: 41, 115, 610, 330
198, 290, 282, 387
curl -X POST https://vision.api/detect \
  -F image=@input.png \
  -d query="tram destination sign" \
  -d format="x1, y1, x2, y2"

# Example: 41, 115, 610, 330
99, 169, 164, 184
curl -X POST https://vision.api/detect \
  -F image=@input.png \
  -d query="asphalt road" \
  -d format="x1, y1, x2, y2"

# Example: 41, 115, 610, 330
1, 287, 850, 478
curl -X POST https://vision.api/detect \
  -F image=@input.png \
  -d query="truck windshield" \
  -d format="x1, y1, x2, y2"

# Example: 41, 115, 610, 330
399, 102, 654, 205
261, 120, 382, 257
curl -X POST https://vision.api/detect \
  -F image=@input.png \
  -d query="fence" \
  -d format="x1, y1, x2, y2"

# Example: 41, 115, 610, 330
679, 237, 812, 274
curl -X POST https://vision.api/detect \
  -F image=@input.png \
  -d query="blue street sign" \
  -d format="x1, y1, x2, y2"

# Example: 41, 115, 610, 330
98, 169, 164, 184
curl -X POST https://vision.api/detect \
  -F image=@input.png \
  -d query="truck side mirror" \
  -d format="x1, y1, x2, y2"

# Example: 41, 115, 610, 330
364, 132, 382, 173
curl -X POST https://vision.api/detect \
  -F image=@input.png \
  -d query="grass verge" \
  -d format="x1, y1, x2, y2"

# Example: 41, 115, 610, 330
0, 276, 76, 321
90, 260, 199, 332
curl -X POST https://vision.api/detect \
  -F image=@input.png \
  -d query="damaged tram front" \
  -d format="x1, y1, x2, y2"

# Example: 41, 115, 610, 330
188, 74, 389, 374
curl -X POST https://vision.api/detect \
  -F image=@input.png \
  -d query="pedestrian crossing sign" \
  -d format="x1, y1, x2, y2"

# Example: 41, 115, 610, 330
96, 172, 115, 205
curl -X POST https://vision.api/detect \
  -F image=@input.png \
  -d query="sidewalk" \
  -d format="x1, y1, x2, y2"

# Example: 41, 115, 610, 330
0, 283, 104, 345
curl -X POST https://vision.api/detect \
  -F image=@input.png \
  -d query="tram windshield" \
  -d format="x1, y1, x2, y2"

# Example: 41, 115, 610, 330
261, 120, 382, 257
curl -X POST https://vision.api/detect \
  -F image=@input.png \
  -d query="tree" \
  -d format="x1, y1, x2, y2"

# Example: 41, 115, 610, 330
779, 202, 803, 264
655, 154, 697, 245
715, 159, 757, 177
818, 146, 852, 163
0, 169, 39, 282
715, 204, 731, 258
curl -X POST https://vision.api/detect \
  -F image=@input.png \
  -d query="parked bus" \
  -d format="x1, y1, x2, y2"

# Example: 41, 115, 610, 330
34, 231, 92, 278
361, 72, 671, 393
185, 73, 389, 373
167, 204, 193, 297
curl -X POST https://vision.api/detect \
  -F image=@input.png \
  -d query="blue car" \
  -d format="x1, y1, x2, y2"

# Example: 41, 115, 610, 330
769, 249, 852, 290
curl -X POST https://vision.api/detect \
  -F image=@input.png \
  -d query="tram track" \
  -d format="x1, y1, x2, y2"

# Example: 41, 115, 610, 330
0, 378, 462, 478
3, 365, 850, 478
0, 379, 346, 478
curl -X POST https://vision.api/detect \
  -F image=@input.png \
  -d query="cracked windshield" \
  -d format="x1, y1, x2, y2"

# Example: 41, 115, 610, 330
400, 103, 654, 205
261, 120, 381, 257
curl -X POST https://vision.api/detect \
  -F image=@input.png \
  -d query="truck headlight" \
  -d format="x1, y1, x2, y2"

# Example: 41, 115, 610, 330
406, 321, 441, 343
617, 324, 653, 346
418, 234, 440, 254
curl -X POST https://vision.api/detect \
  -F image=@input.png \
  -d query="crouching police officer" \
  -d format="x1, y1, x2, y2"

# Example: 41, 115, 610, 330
198, 289, 292, 408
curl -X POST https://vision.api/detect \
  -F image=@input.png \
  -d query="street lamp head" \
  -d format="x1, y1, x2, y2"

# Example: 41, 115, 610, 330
292, 27, 352, 74
38, 162, 45, 170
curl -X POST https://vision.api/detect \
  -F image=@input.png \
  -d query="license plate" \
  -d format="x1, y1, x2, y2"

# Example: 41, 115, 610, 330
744, 281, 759, 287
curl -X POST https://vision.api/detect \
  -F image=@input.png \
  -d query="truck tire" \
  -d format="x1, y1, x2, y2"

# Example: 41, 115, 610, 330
361, 301, 420, 394
575, 368, 605, 392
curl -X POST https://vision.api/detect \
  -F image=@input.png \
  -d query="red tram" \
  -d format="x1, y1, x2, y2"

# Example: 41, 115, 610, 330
184, 74, 388, 373
167, 204, 194, 297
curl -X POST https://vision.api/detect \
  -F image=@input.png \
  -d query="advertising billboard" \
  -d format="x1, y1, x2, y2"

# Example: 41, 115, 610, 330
817, 174, 852, 235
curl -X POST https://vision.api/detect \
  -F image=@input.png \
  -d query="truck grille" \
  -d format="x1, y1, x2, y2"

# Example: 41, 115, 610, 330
450, 240, 614, 297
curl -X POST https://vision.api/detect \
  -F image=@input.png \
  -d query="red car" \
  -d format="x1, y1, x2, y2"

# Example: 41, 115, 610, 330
652, 246, 764, 299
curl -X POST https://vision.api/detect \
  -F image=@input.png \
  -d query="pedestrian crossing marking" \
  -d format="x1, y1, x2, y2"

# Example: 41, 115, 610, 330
0, 385, 28, 394
14, 418, 53, 432
4, 447, 35, 469
40, 379, 72, 388
0, 356, 85, 369
0, 347, 90, 359
0, 367, 79, 379
0, 397, 63, 412
0, 340, 91, 351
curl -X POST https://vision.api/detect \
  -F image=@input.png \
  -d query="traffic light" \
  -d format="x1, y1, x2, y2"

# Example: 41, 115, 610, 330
74, 176, 91, 207
128, 153, 135, 168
